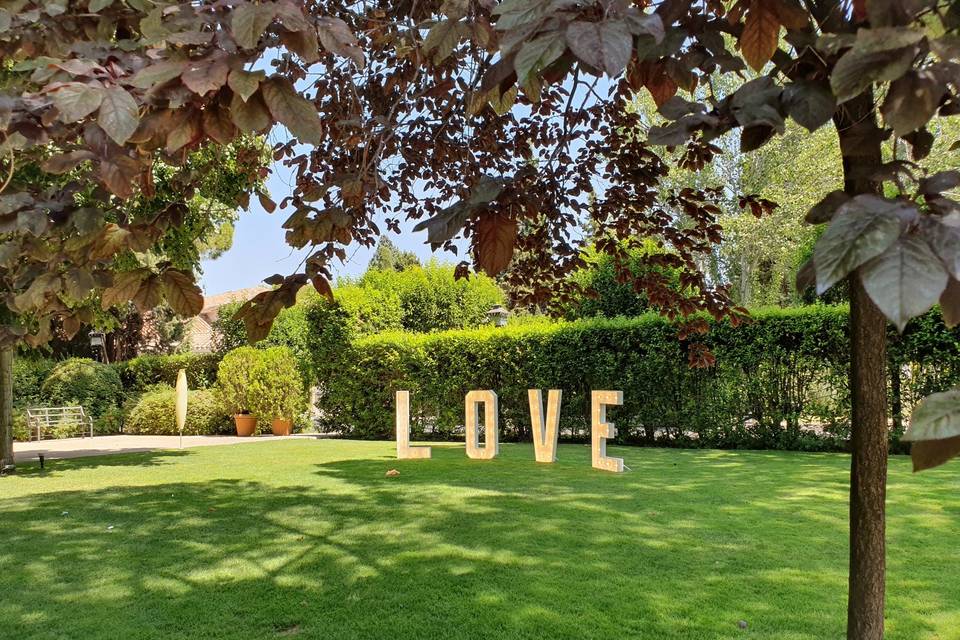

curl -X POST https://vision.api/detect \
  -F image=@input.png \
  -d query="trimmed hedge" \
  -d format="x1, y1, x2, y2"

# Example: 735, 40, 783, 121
316, 305, 959, 452
40, 358, 124, 418
12, 356, 56, 409
124, 385, 232, 435
113, 352, 221, 392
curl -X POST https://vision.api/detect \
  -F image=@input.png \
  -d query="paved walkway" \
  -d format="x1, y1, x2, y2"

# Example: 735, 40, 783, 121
13, 434, 322, 463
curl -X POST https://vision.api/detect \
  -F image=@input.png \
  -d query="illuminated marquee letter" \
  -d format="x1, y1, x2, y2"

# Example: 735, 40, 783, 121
528, 389, 562, 463
591, 390, 624, 473
395, 390, 431, 459
465, 390, 499, 460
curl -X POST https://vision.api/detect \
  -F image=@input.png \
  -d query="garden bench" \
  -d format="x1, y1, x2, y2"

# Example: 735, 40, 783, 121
25, 406, 94, 440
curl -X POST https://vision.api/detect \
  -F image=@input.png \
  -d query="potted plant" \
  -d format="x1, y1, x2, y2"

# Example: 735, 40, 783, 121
216, 346, 262, 436
251, 346, 305, 436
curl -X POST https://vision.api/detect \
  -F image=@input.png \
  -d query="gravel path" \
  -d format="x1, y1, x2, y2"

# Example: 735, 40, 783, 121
12, 434, 325, 463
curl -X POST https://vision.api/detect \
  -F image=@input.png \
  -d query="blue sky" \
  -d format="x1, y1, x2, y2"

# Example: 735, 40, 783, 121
198, 165, 454, 295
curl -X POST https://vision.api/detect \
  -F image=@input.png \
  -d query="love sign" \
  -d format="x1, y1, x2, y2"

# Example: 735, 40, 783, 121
396, 389, 626, 472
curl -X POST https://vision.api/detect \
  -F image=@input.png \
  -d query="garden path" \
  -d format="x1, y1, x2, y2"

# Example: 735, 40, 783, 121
12, 434, 325, 463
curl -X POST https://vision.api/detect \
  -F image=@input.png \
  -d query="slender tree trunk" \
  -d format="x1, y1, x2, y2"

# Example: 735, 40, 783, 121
835, 92, 888, 640
890, 362, 903, 436
0, 346, 14, 472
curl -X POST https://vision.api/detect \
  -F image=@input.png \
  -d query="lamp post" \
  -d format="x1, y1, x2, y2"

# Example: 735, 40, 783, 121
486, 305, 509, 328
89, 330, 109, 363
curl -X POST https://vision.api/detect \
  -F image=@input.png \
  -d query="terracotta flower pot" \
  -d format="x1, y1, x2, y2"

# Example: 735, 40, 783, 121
234, 414, 257, 437
271, 418, 292, 436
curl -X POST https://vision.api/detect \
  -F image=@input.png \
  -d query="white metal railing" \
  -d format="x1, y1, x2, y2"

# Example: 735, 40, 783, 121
25, 406, 94, 440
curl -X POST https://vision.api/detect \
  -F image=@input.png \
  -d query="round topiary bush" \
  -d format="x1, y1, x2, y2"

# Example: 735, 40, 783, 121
124, 385, 231, 435
216, 346, 261, 416
40, 358, 123, 417
251, 346, 306, 424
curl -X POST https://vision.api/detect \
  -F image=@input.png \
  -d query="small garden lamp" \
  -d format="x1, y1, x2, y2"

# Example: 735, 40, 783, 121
89, 330, 108, 363
487, 305, 509, 328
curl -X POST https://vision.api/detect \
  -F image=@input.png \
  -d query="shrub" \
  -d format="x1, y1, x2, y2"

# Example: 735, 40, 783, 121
12, 411, 29, 441
124, 385, 231, 435
113, 352, 221, 392
216, 346, 262, 415
250, 346, 306, 423
95, 405, 125, 436
12, 356, 56, 409
261, 303, 315, 387
211, 301, 247, 355
40, 358, 123, 418
357, 261, 504, 333
558, 240, 681, 320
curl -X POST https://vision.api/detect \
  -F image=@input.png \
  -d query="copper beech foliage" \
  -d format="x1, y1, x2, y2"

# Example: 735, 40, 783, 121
1, 1, 960, 465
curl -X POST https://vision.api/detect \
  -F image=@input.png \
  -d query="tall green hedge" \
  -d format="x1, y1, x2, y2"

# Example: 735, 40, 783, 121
113, 352, 222, 392
40, 358, 124, 418
316, 306, 959, 452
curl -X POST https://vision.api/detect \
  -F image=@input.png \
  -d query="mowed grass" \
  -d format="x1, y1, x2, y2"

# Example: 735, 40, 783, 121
0, 441, 958, 640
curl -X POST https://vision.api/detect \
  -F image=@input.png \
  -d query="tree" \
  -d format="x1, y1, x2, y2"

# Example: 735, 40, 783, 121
367, 236, 421, 272
3, 1, 960, 637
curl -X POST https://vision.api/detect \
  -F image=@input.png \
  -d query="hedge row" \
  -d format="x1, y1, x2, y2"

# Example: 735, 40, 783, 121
113, 352, 222, 392
316, 306, 960, 452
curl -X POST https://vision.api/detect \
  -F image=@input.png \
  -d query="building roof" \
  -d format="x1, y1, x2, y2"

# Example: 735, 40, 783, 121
199, 286, 269, 319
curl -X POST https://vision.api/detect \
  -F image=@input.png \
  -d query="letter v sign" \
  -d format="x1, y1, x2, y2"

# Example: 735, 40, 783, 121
528, 389, 561, 463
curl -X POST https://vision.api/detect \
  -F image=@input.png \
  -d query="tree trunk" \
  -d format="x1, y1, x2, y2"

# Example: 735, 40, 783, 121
0, 346, 14, 471
835, 92, 888, 640
890, 361, 903, 437
847, 278, 888, 640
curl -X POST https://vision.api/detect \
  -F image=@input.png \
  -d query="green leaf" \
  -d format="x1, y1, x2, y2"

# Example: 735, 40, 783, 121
228, 69, 265, 102
782, 80, 836, 132
881, 70, 943, 136
565, 19, 633, 77
830, 27, 924, 103
232, 2, 277, 49
127, 60, 188, 90
63, 267, 95, 301
230, 91, 272, 132
97, 86, 140, 145
412, 202, 471, 244
514, 32, 565, 89
52, 82, 104, 123
139, 7, 168, 43
925, 219, 960, 279
814, 195, 904, 294
423, 18, 464, 64
260, 77, 323, 145
805, 190, 849, 224
89, 0, 114, 12
903, 388, 960, 442
860, 235, 948, 331
492, 0, 580, 32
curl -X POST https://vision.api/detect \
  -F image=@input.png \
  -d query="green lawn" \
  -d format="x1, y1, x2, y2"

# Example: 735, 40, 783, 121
0, 441, 957, 639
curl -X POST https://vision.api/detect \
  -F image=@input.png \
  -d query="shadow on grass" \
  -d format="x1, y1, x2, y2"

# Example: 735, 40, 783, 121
0, 443, 954, 640
10, 449, 193, 476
